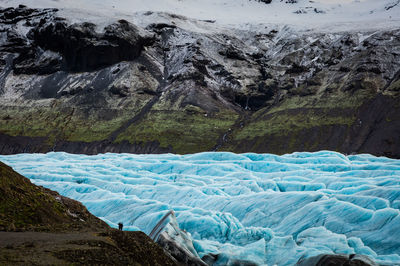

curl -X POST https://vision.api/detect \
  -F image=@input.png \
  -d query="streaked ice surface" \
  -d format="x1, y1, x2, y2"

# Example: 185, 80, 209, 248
1, 151, 400, 265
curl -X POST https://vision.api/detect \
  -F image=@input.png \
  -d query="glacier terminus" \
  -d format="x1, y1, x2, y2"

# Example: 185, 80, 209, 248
1, 151, 400, 265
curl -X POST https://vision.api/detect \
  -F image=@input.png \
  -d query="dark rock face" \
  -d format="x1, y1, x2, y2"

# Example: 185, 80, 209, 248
0, 7, 62, 74
258, 0, 273, 4
0, 6, 399, 157
296, 254, 378, 266
0, 5, 55, 25
31, 19, 154, 72
13, 50, 63, 75
157, 234, 207, 266
0, 6, 154, 74
201, 253, 259, 266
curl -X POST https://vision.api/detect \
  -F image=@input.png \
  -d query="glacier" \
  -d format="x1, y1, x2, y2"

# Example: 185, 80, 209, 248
2, 0, 400, 32
1, 151, 400, 265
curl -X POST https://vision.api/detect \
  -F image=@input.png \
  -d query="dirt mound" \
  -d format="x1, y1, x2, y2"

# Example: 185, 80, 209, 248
0, 161, 108, 232
0, 162, 178, 265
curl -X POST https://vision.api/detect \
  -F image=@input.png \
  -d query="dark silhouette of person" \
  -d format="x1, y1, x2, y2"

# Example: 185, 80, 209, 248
118, 222, 123, 231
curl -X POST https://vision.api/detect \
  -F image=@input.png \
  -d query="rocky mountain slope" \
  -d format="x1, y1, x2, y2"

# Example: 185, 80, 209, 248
0, 4, 399, 157
0, 160, 178, 265
0, 161, 108, 232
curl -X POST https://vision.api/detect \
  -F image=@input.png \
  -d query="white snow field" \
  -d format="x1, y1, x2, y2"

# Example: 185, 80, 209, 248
1, 151, 400, 265
0, 0, 399, 32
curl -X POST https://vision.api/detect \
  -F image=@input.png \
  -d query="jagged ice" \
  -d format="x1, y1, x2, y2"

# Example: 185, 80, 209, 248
1, 151, 400, 265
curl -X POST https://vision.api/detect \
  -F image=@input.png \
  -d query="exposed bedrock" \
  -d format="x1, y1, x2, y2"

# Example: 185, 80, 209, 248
296, 254, 378, 266
0, 6, 399, 157
30, 19, 154, 72
0, 6, 154, 73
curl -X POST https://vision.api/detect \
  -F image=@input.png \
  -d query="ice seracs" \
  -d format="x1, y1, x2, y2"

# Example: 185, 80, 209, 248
1, 151, 400, 265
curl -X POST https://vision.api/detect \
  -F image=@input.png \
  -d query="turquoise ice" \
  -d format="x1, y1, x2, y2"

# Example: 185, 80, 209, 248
1, 151, 400, 265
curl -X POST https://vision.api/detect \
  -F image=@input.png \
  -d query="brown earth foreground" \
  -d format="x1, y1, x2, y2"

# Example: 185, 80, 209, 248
0, 161, 177, 265
0, 231, 176, 265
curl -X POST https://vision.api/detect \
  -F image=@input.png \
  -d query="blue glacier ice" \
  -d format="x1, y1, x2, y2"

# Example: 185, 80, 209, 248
1, 151, 400, 265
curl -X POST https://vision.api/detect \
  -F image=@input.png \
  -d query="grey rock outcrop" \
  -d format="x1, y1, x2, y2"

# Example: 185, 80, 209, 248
0, 6, 154, 73
296, 254, 378, 266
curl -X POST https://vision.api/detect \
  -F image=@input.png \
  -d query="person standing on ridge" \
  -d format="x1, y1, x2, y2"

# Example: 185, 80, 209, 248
118, 222, 123, 231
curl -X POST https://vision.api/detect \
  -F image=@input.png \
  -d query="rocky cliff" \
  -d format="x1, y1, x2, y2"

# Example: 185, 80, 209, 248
0, 6, 399, 157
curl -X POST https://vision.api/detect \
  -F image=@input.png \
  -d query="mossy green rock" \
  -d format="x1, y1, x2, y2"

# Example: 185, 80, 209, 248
0, 161, 109, 232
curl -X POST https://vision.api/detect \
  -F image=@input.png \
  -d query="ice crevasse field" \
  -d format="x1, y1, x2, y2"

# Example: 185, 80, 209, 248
1, 151, 400, 265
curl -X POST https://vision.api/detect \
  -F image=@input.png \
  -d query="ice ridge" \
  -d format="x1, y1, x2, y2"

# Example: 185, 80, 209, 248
1, 151, 400, 265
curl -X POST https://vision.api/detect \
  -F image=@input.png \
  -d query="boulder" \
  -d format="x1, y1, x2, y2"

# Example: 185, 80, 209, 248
296, 254, 378, 266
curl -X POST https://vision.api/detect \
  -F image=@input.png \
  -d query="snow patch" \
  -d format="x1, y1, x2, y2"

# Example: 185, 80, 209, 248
0, 0, 399, 33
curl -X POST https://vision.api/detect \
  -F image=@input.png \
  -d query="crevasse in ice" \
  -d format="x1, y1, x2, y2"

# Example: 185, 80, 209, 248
1, 151, 400, 265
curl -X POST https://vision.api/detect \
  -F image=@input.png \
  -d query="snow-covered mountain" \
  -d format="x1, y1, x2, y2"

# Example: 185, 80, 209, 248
0, 2, 399, 157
